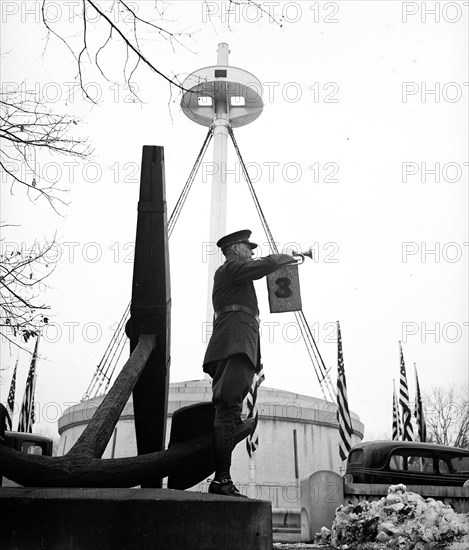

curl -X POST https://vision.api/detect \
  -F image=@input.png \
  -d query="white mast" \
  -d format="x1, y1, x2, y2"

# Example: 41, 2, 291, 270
207, 43, 230, 322
181, 43, 264, 321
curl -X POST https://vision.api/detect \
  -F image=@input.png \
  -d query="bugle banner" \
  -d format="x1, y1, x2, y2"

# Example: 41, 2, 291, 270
267, 264, 302, 313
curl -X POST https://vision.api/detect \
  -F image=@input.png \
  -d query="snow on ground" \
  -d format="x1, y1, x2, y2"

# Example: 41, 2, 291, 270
312, 484, 469, 549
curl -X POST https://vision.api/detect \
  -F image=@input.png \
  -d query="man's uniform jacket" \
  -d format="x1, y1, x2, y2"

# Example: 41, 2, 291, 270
203, 255, 291, 374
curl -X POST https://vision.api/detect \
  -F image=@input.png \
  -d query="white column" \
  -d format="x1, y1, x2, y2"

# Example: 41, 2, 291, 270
206, 44, 231, 322
216, 42, 229, 66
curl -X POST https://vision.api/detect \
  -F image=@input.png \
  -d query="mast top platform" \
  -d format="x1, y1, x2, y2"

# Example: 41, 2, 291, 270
181, 44, 263, 128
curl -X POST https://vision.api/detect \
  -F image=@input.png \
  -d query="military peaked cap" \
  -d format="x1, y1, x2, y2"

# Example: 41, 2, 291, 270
216, 229, 258, 251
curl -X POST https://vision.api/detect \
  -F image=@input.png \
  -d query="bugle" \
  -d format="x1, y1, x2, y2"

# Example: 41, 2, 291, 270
290, 247, 313, 264
255, 247, 313, 265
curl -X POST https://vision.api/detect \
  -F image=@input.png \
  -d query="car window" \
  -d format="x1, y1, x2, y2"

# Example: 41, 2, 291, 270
389, 452, 434, 472
389, 454, 404, 470
438, 459, 450, 474
449, 456, 469, 474
22, 442, 43, 455
348, 449, 364, 464
409, 455, 434, 472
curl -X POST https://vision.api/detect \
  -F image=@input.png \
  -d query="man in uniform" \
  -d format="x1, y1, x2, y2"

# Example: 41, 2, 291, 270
203, 230, 293, 497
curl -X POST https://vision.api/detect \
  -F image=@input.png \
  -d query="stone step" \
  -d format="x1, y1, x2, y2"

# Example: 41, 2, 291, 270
273, 525, 302, 543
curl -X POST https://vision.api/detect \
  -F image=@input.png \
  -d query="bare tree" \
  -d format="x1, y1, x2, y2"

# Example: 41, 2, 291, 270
41, 0, 194, 103
424, 385, 469, 449
0, 231, 58, 348
0, 90, 90, 213
1, 88, 90, 348
40, 0, 281, 102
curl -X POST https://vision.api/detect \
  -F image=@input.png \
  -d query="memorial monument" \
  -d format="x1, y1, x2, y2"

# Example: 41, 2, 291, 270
0, 145, 272, 549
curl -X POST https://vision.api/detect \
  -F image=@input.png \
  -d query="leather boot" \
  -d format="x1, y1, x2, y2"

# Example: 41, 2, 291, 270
209, 424, 248, 498
208, 477, 247, 498
212, 424, 235, 481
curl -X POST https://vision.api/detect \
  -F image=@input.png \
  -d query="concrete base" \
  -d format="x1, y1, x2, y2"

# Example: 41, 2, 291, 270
0, 487, 273, 550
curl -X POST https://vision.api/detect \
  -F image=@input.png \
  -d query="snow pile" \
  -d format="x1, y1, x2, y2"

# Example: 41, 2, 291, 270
316, 484, 469, 549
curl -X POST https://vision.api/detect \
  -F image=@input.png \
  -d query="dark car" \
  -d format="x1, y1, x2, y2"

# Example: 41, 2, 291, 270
4, 431, 53, 456
1, 431, 54, 487
345, 440, 469, 487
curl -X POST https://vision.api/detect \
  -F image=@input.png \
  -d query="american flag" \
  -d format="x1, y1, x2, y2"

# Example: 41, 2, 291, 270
17, 335, 39, 433
6, 358, 18, 431
414, 363, 427, 442
337, 322, 353, 461
392, 379, 402, 441
399, 342, 414, 441
246, 367, 265, 457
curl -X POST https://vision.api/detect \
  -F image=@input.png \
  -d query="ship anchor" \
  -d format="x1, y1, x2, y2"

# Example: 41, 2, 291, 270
0, 146, 253, 489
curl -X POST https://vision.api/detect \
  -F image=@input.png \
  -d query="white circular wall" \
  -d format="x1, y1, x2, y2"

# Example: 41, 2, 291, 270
57, 379, 364, 508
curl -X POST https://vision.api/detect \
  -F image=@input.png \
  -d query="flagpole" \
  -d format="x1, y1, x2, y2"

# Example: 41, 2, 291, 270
0, 349, 17, 403
18, 333, 40, 433
245, 368, 263, 497
414, 362, 427, 442
336, 321, 353, 463
413, 362, 417, 441
398, 341, 414, 441
392, 379, 402, 440
29, 346, 38, 431
248, 452, 257, 498
4, 352, 19, 432
392, 379, 395, 440
28, 334, 39, 431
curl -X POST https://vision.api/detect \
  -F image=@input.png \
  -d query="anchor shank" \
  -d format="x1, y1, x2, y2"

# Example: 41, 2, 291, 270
67, 334, 156, 459
130, 146, 171, 488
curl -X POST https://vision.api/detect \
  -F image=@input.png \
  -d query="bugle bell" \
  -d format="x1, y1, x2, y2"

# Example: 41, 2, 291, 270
290, 247, 313, 264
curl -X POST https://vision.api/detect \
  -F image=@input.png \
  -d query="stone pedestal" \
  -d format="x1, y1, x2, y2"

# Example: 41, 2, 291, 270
0, 487, 273, 550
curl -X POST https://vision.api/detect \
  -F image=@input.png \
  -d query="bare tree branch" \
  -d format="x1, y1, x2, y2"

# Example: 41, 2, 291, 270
0, 231, 58, 347
85, 0, 187, 91
0, 90, 91, 213
40, 0, 281, 103
41, 0, 197, 102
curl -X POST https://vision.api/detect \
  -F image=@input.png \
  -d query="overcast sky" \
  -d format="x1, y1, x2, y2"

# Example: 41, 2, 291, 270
1, 1, 468, 442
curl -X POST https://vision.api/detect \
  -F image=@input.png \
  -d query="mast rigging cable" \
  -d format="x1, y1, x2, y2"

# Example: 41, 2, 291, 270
82, 128, 213, 401
83, 125, 336, 403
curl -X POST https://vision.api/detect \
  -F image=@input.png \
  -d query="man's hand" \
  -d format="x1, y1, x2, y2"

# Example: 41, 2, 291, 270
271, 253, 295, 267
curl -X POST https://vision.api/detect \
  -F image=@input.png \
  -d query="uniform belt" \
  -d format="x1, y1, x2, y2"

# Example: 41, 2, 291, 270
214, 304, 260, 324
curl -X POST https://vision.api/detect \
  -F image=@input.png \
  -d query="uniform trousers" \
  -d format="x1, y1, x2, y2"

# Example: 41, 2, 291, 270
206, 353, 255, 481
